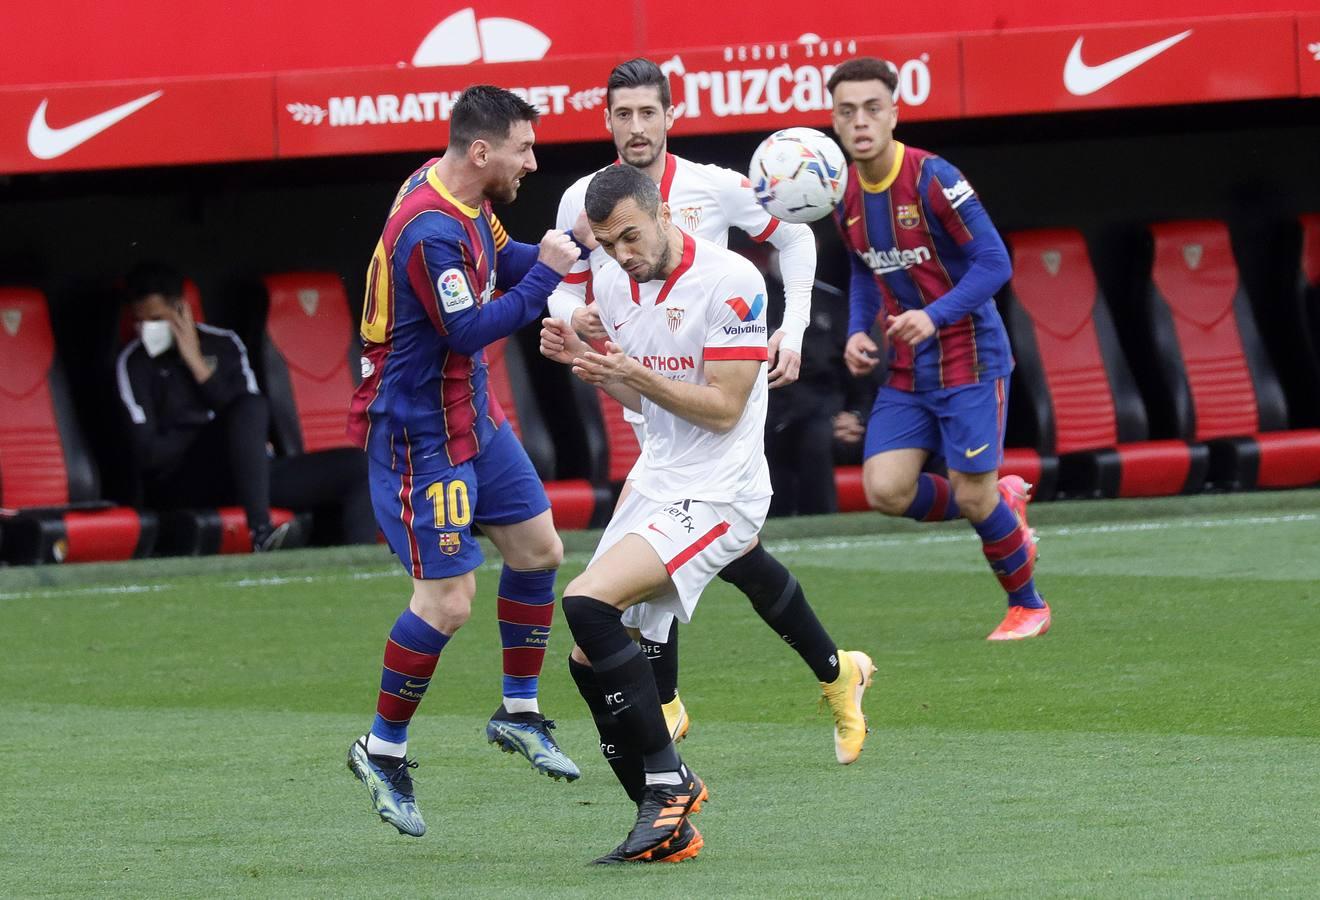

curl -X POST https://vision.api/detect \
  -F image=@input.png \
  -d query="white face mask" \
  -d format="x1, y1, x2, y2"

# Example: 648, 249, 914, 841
138, 320, 175, 357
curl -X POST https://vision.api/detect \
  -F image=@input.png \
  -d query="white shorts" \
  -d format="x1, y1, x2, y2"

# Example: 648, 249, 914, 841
601, 490, 770, 643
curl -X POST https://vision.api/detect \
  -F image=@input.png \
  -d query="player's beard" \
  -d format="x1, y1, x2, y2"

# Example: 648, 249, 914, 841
631, 230, 672, 283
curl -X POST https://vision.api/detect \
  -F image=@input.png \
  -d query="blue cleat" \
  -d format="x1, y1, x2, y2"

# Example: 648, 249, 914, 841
486, 706, 581, 781
347, 736, 427, 837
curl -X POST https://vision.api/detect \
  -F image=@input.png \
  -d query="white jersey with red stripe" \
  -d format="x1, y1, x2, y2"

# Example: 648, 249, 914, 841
593, 229, 773, 504
547, 152, 779, 325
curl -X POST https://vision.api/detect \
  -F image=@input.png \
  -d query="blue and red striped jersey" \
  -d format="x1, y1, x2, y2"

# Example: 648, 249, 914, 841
348, 158, 560, 473
835, 142, 1013, 392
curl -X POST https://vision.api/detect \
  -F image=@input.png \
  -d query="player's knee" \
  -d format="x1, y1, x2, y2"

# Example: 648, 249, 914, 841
864, 474, 912, 516
718, 543, 792, 613
562, 594, 625, 652
953, 480, 997, 522
410, 584, 472, 634
508, 530, 563, 571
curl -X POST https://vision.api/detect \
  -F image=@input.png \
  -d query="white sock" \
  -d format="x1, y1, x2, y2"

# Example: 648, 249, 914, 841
645, 770, 683, 786
366, 733, 407, 758
502, 697, 539, 715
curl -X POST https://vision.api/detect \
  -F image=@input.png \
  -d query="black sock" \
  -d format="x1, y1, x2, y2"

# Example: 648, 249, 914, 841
563, 595, 677, 773
568, 656, 644, 803
719, 544, 841, 682
640, 618, 679, 704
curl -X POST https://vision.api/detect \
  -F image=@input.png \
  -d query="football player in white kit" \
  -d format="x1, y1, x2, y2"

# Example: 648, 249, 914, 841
541, 164, 874, 864
547, 57, 837, 749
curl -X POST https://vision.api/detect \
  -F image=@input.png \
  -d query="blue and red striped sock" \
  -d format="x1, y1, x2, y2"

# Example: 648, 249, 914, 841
902, 473, 962, 522
370, 609, 450, 751
973, 500, 1045, 609
497, 566, 557, 710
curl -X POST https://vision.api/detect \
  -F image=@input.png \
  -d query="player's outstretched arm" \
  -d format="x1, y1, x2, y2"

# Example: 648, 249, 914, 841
434, 231, 578, 356
574, 345, 758, 434
764, 221, 815, 388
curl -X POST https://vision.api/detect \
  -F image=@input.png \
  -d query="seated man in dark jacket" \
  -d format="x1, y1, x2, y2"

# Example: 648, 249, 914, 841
115, 262, 373, 550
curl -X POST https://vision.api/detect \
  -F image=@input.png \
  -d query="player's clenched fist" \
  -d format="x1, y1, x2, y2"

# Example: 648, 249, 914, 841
570, 304, 608, 342
540, 317, 587, 365
844, 331, 880, 376
537, 230, 580, 275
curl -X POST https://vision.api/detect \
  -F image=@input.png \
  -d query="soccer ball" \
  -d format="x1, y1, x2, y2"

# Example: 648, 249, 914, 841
748, 127, 848, 224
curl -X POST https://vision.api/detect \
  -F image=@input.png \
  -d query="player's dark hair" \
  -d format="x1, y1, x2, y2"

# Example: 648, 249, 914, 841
448, 84, 539, 151
584, 164, 660, 223
124, 261, 184, 304
606, 57, 671, 109
826, 57, 899, 98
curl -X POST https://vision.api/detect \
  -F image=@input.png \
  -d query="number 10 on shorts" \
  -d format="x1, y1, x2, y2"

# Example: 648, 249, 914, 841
426, 480, 472, 528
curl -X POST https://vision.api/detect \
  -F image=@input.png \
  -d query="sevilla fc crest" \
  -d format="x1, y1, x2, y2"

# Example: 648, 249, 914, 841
896, 204, 921, 229
677, 206, 702, 231
667, 307, 684, 333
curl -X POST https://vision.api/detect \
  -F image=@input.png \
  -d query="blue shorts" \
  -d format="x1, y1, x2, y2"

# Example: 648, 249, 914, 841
369, 421, 551, 579
863, 377, 1009, 474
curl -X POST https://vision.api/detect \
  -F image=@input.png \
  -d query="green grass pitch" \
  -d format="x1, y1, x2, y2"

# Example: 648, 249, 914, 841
2, 490, 1318, 897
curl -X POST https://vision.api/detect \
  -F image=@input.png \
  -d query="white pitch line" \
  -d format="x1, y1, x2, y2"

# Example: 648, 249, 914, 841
1, 512, 1313, 601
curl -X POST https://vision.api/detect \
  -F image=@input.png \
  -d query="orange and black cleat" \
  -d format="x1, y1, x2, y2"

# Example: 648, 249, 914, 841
592, 766, 708, 864
646, 819, 704, 864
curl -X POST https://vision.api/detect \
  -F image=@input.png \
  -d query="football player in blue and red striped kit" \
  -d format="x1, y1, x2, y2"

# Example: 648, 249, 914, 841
828, 58, 1050, 641
345, 85, 585, 837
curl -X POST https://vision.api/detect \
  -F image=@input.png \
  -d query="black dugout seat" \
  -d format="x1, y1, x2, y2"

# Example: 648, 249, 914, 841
1003, 229, 1207, 498
0, 288, 158, 563
1141, 220, 1320, 489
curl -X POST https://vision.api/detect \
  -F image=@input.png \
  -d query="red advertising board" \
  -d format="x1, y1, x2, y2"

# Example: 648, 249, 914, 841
276, 34, 961, 160
1300, 14, 1320, 98
0, 76, 275, 174
962, 15, 1299, 117
4, 0, 1310, 87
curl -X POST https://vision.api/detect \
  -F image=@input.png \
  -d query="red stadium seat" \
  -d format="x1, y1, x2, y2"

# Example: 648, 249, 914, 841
261, 273, 358, 454
484, 336, 607, 530
1004, 229, 1207, 498
1142, 220, 1320, 489
0, 288, 158, 563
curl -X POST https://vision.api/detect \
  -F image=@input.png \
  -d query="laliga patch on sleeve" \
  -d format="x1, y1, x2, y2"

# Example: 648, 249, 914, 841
437, 269, 474, 313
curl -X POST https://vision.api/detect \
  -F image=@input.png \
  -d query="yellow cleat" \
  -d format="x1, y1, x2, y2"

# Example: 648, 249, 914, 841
820, 650, 876, 764
661, 695, 690, 743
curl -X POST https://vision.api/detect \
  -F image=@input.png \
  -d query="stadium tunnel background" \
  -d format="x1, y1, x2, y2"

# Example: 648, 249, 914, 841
1, 97, 1319, 515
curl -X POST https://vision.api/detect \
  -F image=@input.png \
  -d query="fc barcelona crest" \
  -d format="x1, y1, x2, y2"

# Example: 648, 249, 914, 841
677, 206, 703, 231
666, 307, 685, 333
439, 533, 461, 556
896, 204, 921, 229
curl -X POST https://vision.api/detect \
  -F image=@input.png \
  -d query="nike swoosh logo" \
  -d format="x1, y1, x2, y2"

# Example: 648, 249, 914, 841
646, 523, 669, 539
846, 216, 862, 227
403, 680, 429, 689
1063, 31, 1192, 96
27, 90, 164, 160
964, 443, 991, 458
613, 319, 629, 329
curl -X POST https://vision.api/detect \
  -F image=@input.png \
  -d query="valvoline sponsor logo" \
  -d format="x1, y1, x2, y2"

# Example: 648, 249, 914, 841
725, 293, 765, 322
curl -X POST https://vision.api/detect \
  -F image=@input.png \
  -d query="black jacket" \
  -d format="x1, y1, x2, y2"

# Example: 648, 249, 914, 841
115, 324, 260, 477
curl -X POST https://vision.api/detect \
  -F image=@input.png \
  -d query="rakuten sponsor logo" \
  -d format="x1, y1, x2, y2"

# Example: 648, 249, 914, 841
662, 50, 933, 119
860, 245, 932, 274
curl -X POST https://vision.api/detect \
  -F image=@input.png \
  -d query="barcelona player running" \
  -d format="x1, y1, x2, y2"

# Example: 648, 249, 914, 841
829, 58, 1049, 640
345, 86, 583, 837
548, 58, 870, 760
